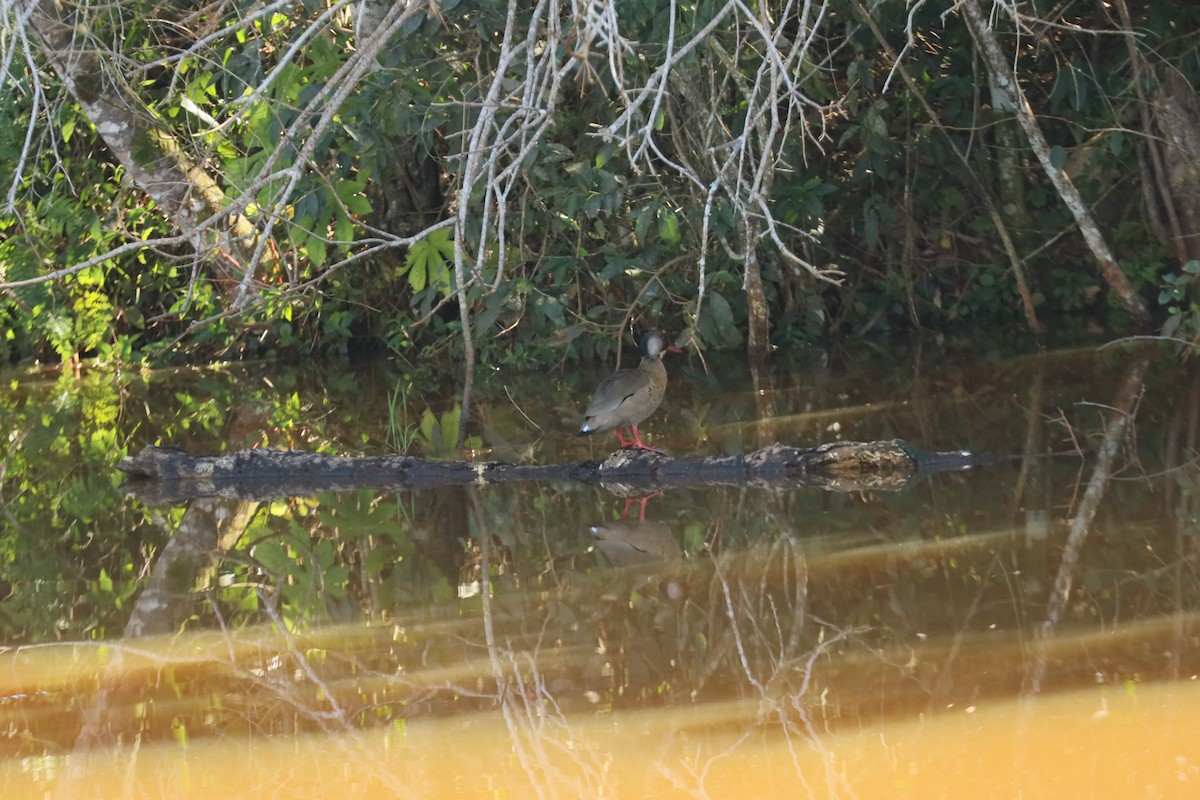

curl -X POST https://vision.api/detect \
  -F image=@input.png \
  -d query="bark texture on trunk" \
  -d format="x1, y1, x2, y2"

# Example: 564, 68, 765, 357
744, 246, 771, 361
1152, 73, 1200, 264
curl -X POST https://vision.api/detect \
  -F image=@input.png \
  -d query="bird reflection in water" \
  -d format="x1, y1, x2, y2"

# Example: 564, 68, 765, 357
588, 519, 686, 602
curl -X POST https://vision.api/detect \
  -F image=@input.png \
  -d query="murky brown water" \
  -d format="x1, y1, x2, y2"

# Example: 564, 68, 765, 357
2, 337, 1198, 797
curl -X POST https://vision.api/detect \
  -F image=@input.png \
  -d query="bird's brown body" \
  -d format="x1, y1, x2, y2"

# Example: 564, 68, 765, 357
577, 330, 677, 452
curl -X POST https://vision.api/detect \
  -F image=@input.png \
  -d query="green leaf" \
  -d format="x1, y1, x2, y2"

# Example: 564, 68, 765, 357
1049, 145, 1067, 171
1107, 132, 1125, 157
419, 408, 438, 446
334, 213, 355, 244
402, 229, 454, 296
400, 11, 425, 36
697, 293, 743, 349
863, 206, 879, 251
307, 235, 327, 268
409, 257, 427, 292
335, 180, 372, 215
540, 295, 565, 326
364, 547, 391, 578
657, 208, 681, 247
345, 194, 373, 215
439, 405, 461, 452
253, 541, 290, 571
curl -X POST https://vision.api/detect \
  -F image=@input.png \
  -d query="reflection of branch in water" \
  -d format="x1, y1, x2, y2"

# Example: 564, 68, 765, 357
1027, 349, 1152, 695
775, 625, 864, 800
1163, 365, 1200, 681
708, 535, 864, 798
657, 727, 755, 799
471, 486, 607, 798
258, 590, 349, 727
213, 601, 418, 797
709, 534, 815, 693
1010, 357, 1048, 521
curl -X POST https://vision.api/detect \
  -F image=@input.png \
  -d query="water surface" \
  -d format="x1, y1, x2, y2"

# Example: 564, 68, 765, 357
1, 337, 1197, 797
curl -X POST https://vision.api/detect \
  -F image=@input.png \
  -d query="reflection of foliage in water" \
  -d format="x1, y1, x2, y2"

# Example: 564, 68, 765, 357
0, 369, 152, 641
3, 496, 1199, 761
232, 489, 460, 628
0, 360, 423, 641
2, 344, 1200, 766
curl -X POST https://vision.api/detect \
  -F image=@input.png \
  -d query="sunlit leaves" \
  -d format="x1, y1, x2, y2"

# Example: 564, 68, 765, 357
2, 0, 1194, 365
0, 367, 147, 642
401, 228, 455, 297
335, 180, 373, 217
306, 234, 328, 268
656, 207, 681, 248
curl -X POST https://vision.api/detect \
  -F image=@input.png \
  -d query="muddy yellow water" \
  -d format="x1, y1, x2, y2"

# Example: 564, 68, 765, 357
3, 522, 1198, 798
3, 342, 1199, 797
2, 641, 1197, 799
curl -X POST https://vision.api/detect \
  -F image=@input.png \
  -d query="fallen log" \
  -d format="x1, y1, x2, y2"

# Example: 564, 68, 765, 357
117, 441, 1005, 504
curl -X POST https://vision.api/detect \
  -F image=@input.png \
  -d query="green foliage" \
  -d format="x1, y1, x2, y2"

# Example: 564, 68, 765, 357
1, 4, 395, 365
1159, 260, 1200, 342
3, 0, 1200, 366
0, 368, 147, 641
386, 380, 421, 452
0, 359, 442, 641
0, 91, 173, 364
416, 404, 483, 457
401, 228, 455, 297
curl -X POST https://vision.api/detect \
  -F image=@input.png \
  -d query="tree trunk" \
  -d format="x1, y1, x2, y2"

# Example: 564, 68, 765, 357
1151, 73, 1200, 264
744, 245, 771, 361
1113, 0, 1200, 266
28, 0, 264, 294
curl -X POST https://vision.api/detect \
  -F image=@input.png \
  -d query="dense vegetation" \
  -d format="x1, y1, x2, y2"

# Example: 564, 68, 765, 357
2, 0, 1199, 368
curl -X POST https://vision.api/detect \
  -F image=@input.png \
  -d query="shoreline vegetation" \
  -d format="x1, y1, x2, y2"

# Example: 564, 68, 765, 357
0, 1, 1197, 376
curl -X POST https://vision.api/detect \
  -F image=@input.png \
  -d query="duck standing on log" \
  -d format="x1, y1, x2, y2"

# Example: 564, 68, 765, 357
577, 329, 680, 453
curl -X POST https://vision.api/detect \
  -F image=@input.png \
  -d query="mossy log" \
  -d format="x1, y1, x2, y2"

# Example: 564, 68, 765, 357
117, 441, 1004, 504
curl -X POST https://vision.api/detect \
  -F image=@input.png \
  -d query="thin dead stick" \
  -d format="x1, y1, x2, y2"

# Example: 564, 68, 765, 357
852, 0, 1041, 334
959, 0, 1150, 328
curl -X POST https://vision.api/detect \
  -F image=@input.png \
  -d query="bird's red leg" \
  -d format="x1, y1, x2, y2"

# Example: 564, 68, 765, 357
621, 490, 663, 520
614, 428, 633, 447
629, 424, 666, 454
